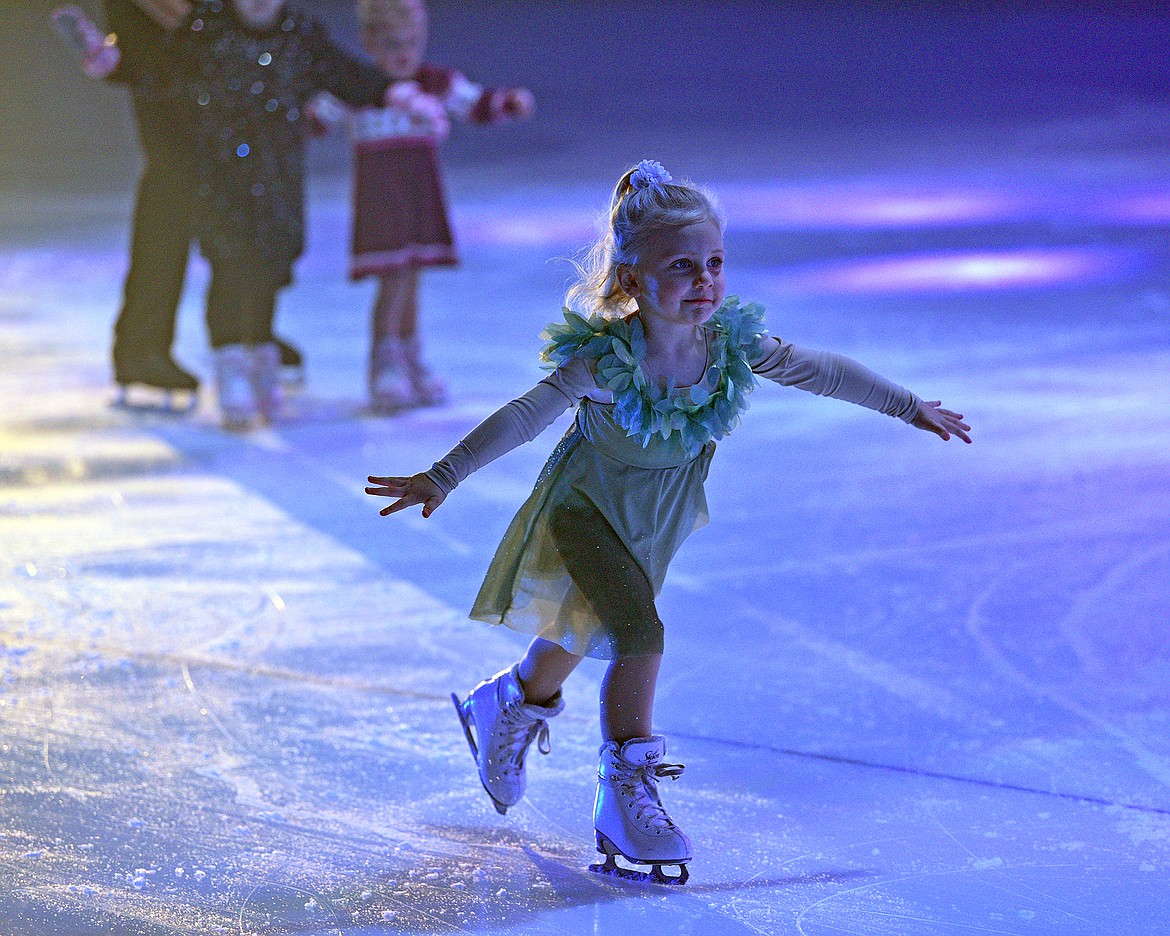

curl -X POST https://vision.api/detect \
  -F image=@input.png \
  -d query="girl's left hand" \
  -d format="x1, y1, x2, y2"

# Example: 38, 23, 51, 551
912, 401, 972, 443
366, 473, 447, 517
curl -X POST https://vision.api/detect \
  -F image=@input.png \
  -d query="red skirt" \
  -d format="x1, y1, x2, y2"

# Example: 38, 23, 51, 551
350, 136, 458, 280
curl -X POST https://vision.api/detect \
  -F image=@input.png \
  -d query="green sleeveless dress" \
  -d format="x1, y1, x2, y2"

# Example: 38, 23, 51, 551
470, 298, 769, 659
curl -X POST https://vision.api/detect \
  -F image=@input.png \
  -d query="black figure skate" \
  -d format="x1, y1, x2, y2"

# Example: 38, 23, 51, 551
275, 336, 305, 389
112, 351, 199, 414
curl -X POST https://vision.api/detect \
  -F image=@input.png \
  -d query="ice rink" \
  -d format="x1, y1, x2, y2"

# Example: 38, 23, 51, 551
2, 2, 1169, 933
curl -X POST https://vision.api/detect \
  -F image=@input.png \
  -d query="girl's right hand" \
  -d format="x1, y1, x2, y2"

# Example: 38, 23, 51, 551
365, 473, 446, 517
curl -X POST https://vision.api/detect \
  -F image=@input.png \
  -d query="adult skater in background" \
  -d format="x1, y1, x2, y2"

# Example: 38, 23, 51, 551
53, 0, 199, 409
366, 160, 972, 883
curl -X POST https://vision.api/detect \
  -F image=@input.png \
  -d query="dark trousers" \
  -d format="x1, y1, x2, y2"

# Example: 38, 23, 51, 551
205, 259, 282, 349
111, 95, 194, 375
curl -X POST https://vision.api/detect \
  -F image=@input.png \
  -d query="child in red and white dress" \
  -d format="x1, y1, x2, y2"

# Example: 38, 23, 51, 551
350, 0, 535, 413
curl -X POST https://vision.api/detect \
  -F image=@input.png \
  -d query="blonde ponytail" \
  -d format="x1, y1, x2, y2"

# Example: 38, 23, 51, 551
565, 162, 723, 318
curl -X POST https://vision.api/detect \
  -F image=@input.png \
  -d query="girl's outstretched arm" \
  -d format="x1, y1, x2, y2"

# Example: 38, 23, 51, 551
366, 474, 446, 517
751, 337, 972, 442
365, 356, 593, 519
911, 400, 972, 443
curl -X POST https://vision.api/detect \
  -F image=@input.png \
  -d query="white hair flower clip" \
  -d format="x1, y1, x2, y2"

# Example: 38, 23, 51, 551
629, 159, 672, 193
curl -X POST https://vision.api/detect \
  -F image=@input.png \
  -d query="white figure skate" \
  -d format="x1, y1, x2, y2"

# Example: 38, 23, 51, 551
403, 334, 448, 407
369, 337, 417, 414
451, 665, 564, 814
214, 344, 257, 431
250, 342, 284, 424
590, 735, 691, 885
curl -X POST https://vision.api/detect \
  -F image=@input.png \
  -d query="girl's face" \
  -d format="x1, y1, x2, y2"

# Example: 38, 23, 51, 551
621, 219, 725, 330
362, 18, 427, 80
234, 0, 284, 29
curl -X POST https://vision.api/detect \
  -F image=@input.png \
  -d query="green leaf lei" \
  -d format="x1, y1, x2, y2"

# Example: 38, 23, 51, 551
540, 296, 769, 458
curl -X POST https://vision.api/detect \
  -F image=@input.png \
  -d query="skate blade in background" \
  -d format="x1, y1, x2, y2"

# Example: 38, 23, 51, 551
112, 382, 198, 415
280, 365, 306, 392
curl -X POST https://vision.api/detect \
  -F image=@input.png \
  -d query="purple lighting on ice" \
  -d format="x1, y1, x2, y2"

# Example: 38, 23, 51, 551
447, 184, 1170, 250
720, 183, 1023, 230
777, 246, 1143, 296
1093, 192, 1170, 224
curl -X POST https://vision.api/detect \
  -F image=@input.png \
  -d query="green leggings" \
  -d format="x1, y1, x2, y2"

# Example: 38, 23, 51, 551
549, 497, 665, 659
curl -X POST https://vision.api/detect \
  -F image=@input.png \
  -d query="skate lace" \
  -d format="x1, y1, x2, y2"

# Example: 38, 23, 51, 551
615, 762, 685, 832
497, 708, 551, 776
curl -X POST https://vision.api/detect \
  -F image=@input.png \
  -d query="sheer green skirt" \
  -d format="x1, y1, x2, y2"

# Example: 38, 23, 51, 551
471, 401, 713, 660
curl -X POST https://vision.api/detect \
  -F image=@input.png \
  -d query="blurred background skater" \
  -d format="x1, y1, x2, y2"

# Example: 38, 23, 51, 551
50, 0, 316, 412
53, 0, 200, 411
344, 0, 535, 414
58, 0, 411, 430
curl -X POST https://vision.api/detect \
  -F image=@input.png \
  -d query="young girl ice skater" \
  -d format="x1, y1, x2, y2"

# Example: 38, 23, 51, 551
348, 0, 535, 412
366, 161, 972, 883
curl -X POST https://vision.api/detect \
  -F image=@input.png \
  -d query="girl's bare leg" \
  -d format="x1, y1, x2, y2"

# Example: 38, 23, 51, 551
517, 641, 661, 740
368, 269, 421, 410
372, 267, 445, 406
517, 637, 582, 706
371, 268, 418, 344
593, 654, 690, 878
600, 654, 661, 742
